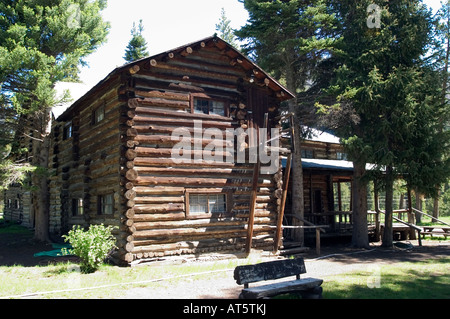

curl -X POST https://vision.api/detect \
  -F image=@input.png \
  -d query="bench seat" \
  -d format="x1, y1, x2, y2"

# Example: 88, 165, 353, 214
234, 257, 323, 299
240, 277, 323, 299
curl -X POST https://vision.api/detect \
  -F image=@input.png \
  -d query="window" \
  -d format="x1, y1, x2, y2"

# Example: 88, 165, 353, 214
63, 121, 73, 140
336, 152, 347, 160
187, 192, 227, 216
301, 149, 314, 158
194, 98, 225, 116
72, 198, 84, 216
98, 194, 114, 215
93, 105, 105, 124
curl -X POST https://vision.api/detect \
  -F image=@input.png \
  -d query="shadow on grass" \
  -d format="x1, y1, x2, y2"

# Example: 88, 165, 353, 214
322, 258, 450, 299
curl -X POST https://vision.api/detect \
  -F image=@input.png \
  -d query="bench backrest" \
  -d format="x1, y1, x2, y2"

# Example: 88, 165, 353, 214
234, 258, 307, 285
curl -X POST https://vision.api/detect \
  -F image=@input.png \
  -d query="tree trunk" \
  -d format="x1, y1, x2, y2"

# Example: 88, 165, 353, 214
285, 67, 304, 244
414, 188, 422, 223
433, 185, 440, 220
351, 160, 369, 248
290, 111, 304, 243
382, 165, 394, 247
32, 108, 51, 242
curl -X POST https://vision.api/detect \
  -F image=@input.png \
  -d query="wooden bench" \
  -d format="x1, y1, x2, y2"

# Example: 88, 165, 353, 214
234, 257, 323, 299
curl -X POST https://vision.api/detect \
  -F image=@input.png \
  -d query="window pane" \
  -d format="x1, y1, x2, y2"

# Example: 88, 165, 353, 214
78, 199, 84, 215
210, 101, 225, 116
209, 194, 226, 213
95, 105, 105, 123
195, 99, 209, 114
193, 99, 225, 116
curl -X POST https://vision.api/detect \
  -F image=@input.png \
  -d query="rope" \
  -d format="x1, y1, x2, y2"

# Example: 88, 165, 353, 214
0, 267, 235, 299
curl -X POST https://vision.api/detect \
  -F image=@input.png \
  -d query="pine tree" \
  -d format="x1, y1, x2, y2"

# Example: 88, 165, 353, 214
215, 8, 239, 48
0, 0, 109, 241
236, 0, 337, 243
319, 0, 447, 247
124, 20, 149, 63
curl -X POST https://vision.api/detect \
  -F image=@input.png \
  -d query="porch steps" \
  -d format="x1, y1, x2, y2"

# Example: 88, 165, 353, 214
279, 241, 310, 256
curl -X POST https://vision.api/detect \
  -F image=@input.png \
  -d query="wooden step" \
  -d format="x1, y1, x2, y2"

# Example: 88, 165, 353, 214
279, 246, 310, 256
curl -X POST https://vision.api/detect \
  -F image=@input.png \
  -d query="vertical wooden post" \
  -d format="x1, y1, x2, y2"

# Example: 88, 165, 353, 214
246, 160, 260, 255
274, 153, 292, 252
315, 227, 321, 255
374, 180, 380, 241
407, 188, 416, 240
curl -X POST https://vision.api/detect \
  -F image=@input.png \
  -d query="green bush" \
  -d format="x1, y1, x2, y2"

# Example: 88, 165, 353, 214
62, 224, 117, 273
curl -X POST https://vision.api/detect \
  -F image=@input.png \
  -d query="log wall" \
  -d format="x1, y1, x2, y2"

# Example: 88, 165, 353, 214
2, 186, 32, 228
49, 79, 123, 240
49, 38, 287, 264
119, 42, 283, 263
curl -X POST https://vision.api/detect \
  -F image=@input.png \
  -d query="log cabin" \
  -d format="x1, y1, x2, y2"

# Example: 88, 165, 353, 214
46, 36, 295, 265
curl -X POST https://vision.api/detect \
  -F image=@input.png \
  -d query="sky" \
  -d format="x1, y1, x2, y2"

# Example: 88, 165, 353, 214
54, 0, 444, 114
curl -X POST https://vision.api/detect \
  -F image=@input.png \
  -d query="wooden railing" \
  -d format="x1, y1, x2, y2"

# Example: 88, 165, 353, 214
304, 211, 353, 234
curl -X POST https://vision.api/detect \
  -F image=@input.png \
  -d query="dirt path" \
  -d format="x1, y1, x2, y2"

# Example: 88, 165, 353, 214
122, 240, 450, 299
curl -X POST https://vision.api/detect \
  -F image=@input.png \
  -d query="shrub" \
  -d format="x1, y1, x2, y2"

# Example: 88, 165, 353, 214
62, 224, 117, 273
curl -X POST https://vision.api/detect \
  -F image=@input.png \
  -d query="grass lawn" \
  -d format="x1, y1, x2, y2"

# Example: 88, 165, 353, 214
0, 219, 449, 299
322, 257, 450, 299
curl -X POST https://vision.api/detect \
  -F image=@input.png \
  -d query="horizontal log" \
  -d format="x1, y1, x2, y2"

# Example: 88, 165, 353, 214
134, 146, 232, 158
128, 98, 140, 109
134, 134, 233, 148
135, 176, 274, 187
124, 189, 137, 200
125, 169, 138, 181
134, 203, 184, 214
134, 195, 184, 204
133, 218, 246, 230
133, 225, 246, 239
132, 115, 234, 128
134, 186, 185, 195
135, 97, 190, 110
133, 157, 236, 168
134, 166, 254, 177
132, 212, 186, 222
132, 225, 274, 241
125, 208, 135, 218
133, 90, 190, 101
134, 106, 233, 122
125, 149, 137, 160
126, 128, 138, 137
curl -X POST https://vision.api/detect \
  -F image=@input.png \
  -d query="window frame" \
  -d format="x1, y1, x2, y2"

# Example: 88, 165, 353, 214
71, 198, 84, 217
190, 94, 229, 117
97, 193, 114, 215
185, 189, 232, 219
93, 104, 105, 125
63, 121, 73, 140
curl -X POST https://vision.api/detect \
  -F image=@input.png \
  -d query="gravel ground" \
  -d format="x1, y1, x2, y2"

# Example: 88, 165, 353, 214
122, 239, 450, 299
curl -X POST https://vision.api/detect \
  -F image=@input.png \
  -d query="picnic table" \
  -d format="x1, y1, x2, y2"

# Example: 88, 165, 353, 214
420, 226, 450, 239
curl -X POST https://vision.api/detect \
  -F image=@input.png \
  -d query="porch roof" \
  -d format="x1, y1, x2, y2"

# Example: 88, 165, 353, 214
281, 158, 376, 172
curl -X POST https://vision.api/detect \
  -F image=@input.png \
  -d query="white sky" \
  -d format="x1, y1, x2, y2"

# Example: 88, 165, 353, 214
54, 0, 443, 115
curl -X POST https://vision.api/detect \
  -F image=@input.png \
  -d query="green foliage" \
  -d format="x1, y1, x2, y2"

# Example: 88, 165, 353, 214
215, 8, 239, 49
62, 224, 117, 273
236, 0, 337, 93
317, 1, 449, 194
123, 19, 149, 63
0, 160, 35, 190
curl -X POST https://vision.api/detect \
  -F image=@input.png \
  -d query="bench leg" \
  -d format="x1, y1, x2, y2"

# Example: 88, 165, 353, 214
300, 286, 323, 299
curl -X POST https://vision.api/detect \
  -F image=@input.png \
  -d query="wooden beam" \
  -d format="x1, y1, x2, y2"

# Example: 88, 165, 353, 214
273, 153, 292, 252
245, 159, 260, 255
